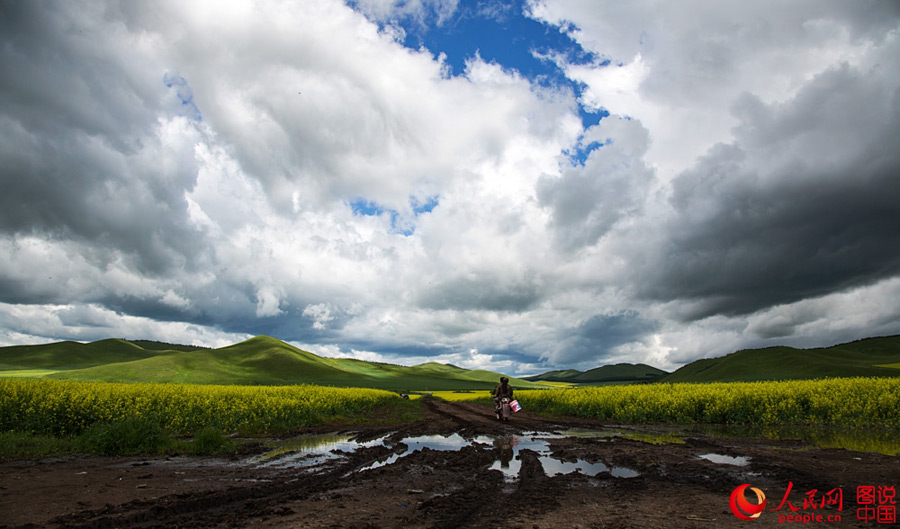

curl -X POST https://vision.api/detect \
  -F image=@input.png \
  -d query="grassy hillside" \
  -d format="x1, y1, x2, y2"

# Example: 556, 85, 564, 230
0, 336, 547, 391
663, 335, 900, 383
0, 339, 183, 371
526, 363, 667, 384
127, 340, 211, 353
524, 369, 581, 382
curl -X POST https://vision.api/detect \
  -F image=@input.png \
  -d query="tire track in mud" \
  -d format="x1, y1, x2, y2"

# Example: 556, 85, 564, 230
422, 449, 559, 529
41, 399, 563, 529
35, 398, 540, 529
422, 397, 556, 435
39, 451, 377, 529
416, 398, 565, 529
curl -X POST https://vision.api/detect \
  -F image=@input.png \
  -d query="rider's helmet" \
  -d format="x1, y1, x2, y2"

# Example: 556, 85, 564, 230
500, 377, 509, 384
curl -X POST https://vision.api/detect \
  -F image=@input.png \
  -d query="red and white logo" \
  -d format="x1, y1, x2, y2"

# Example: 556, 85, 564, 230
730, 484, 767, 520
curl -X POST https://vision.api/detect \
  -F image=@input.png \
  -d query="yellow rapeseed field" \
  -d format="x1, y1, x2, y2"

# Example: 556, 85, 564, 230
509, 377, 900, 427
0, 379, 398, 436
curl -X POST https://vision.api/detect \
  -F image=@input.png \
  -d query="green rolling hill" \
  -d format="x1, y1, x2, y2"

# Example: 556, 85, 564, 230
0, 338, 203, 371
524, 369, 582, 382
0, 336, 547, 391
661, 335, 900, 383
524, 363, 668, 385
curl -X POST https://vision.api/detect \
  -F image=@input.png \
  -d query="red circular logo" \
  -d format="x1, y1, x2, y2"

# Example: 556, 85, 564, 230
730, 484, 767, 520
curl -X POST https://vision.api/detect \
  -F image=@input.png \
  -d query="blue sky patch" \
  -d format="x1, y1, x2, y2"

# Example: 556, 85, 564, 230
163, 72, 202, 121
350, 195, 440, 236
400, 2, 591, 81
350, 0, 605, 130
411, 194, 440, 215
349, 198, 385, 217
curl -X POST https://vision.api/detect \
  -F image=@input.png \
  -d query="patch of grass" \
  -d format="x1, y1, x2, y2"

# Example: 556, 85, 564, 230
0, 369, 59, 378
77, 418, 173, 456
190, 426, 236, 455
617, 431, 686, 445
0, 431, 75, 460
0, 427, 242, 460
430, 390, 492, 401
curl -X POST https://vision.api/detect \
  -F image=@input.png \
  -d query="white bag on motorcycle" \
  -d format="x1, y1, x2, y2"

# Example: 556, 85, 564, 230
510, 399, 521, 413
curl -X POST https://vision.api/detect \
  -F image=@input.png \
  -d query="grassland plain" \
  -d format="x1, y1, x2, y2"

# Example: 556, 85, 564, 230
499, 377, 900, 427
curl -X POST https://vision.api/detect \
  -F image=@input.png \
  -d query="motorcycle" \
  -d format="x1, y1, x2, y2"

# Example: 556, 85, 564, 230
496, 397, 511, 421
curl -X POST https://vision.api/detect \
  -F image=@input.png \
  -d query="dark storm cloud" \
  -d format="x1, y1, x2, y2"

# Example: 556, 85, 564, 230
0, 2, 207, 285
343, 342, 459, 359
549, 311, 659, 365
225, 310, 335, 344
416, 273, 542, 313
640, 63, 900, 318
0, 3, 159, 142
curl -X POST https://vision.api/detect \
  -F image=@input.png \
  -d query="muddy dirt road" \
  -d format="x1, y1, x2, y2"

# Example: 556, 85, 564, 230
1, 399, 897, 528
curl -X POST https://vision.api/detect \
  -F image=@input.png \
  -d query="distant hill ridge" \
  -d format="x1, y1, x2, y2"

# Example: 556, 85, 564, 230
660, 335, 900, 383
524, 363, 668, 384
1, 334, 898, 388
0, 338, 177, 370
0, 335, 547, 391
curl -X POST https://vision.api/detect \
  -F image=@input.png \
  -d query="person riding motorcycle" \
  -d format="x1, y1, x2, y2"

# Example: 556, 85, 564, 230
491, 377, 514, 420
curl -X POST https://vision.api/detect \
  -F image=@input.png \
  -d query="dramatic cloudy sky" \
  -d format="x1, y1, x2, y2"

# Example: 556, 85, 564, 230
2, 0, 899, 375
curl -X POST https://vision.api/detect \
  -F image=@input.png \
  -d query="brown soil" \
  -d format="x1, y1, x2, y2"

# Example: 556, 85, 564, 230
1, 399, 896, 528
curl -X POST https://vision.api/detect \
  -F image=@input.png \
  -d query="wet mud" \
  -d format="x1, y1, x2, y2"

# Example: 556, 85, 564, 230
1, 398, 897, 528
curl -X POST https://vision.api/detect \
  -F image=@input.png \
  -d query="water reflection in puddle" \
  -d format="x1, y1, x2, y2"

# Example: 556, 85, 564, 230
255, 431, 639, 481
360, 433, 493, 471
255, 433, 390, 468
489, 434, 639, 481
698, 453, 751, 466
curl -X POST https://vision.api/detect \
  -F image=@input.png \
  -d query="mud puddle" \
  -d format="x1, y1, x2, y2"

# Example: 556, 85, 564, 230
698, 453, 751, 466
255, 430, 639, 481
254, 432, 392, 469
360, 433, 494, 471
488, 433, 640, 481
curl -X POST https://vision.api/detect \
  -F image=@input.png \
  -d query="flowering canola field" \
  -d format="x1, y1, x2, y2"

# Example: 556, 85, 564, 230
511, 377, 900, 427
0, 379, 398, 436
